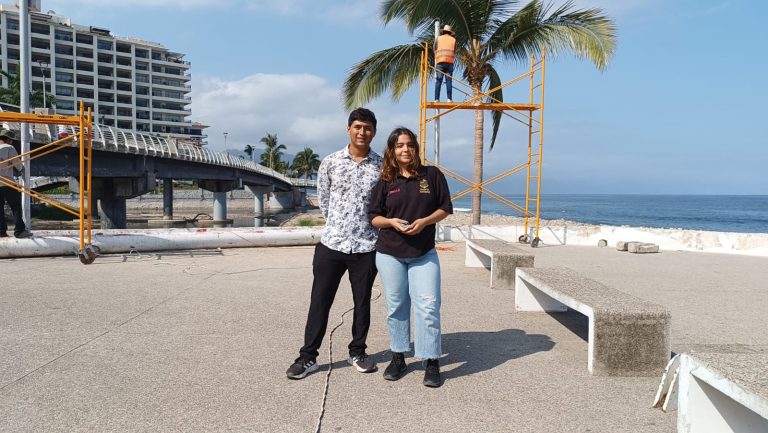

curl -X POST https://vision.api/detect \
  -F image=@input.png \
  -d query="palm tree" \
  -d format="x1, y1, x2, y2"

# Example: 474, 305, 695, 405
0, 66, 56, 108
243, 144, 255, 161
259, 132, 287, 171
343, 0, 616, 224
292, 147, 321, 180
274, 160, 289, 175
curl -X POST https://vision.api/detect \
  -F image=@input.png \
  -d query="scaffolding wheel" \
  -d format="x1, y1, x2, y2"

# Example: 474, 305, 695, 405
78, 246, 98, 265
531, 237, 541, 248
518, 234, 530, 244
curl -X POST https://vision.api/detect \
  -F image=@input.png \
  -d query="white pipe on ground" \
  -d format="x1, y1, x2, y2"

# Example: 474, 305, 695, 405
0, 227, 323, 259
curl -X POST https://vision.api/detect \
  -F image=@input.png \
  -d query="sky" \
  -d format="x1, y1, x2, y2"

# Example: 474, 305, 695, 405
34, 0, 768, 195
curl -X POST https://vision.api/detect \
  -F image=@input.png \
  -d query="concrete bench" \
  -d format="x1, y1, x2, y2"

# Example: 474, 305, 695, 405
515, 266, 671, 376
465, 239, 534, 290
675, 352, 768, 433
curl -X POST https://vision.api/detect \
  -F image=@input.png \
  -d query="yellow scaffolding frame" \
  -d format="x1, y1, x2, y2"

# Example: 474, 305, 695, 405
418, 43, 546, 246
0, 101, 97, 263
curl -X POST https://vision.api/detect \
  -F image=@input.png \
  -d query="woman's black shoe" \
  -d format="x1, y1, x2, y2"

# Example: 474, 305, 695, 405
423, 358, 443, 387
383, 352, 407, 381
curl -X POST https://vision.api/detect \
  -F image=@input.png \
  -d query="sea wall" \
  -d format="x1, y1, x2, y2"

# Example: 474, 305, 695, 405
48, 189, 309, 214
438, 217, 768, 257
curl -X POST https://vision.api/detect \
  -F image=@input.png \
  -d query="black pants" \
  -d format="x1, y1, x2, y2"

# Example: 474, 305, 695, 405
299, 242, 377, 361
0, 185, 26, 236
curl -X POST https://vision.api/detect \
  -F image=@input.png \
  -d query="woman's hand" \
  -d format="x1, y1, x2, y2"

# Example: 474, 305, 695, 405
402, 218, 426, 235
389, 218, 411, 232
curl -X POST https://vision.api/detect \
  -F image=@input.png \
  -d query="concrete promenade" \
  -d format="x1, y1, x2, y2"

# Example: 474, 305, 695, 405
1, 242, 767, 432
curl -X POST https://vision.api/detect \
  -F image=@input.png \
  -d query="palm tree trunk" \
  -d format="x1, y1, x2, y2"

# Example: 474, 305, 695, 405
472, 102, 484, 225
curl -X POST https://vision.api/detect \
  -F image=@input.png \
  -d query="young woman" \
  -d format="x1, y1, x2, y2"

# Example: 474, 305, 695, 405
368, 127, 452, 387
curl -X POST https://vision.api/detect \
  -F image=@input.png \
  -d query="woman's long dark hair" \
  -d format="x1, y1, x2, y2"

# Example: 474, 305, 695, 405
381, 127, 421, 183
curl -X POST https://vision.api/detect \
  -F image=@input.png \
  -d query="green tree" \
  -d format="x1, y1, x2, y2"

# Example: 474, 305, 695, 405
259, 132, 287, 171
0, 66, 56, 108
274, 160, 289, 175
243, 144, 255, 161
343, 0, 616, 224
292, 147, 321, 180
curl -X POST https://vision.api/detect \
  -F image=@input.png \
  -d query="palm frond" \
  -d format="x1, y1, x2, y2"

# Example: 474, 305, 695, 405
488, 0, 616, 70
342, 43, 424, 109
487, 65, 504, 150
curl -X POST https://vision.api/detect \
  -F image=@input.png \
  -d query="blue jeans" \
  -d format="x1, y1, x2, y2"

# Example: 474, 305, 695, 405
434, 62, 454, 101
376, 249, 442, 359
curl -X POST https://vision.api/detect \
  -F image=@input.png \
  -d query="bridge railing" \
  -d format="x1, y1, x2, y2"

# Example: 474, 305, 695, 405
1, 102, 315, 187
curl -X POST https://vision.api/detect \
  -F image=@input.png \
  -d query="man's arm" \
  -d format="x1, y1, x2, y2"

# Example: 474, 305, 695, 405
317, 158, 331, 219
1, 146, 23, 171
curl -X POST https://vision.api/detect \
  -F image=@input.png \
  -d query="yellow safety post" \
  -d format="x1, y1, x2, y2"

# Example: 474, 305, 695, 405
0, 101, 96, 263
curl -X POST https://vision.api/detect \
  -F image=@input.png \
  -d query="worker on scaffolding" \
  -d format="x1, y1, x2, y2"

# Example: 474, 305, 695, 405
434, 25, 456, 102
0, 129, 32, 239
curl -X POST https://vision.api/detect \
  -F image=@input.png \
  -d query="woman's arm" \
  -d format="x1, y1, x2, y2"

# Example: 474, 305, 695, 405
371, 215, 411, 232
402, 209, 449, 235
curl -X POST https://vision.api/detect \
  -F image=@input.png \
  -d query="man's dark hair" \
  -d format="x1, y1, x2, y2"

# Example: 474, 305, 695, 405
348, 107, 377, 130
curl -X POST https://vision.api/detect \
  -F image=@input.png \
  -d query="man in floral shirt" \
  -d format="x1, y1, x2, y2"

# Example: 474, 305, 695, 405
286, 108, 384, 379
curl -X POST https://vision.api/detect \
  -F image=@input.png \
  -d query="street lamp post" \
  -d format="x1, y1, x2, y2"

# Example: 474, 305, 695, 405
37, 59, 49, 109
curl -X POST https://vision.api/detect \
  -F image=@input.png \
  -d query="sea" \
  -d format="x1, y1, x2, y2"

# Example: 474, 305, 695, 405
449, 194, 768, 234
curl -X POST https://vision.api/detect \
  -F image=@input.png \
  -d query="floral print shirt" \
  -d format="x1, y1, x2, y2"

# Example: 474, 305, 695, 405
318, 145, 383, 254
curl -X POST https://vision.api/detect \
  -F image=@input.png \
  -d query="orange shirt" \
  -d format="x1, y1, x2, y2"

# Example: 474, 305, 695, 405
435, 34, 456, 64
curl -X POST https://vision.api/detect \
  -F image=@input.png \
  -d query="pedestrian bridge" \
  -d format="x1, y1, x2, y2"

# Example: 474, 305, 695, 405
0, 103, 316, 190
1, 103, 316, 228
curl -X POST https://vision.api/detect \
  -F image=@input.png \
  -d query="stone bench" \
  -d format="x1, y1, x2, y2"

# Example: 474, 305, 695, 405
515, 266, 671, 376
674, 352, 768, 433
464, 239, 534, 290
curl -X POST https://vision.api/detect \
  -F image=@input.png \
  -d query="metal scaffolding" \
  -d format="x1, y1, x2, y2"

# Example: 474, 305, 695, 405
0, 101, 97, 263
418, 43, 546, 246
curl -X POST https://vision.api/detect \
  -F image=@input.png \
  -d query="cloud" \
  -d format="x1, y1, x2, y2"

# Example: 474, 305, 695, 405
191, 73, 348, 155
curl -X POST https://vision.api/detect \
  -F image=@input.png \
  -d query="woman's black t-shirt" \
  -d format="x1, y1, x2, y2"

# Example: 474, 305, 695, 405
368, 165, 453, 258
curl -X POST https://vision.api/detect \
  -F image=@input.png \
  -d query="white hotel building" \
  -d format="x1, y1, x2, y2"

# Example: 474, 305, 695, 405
0, 1, 205, 141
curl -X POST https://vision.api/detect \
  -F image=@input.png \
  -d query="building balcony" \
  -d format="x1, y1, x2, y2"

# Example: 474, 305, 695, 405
150, 69, 188, 79
152, 106, 192, 115
150, 57, 191, 67
151, 118, 190, 125
151, 80, 187, 89
150, 94, 188, 103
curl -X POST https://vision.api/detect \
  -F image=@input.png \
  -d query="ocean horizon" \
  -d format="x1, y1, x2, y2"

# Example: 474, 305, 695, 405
448, 194, 768, 234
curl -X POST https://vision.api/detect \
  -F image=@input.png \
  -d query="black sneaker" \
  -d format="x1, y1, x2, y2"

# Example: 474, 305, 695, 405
423, 359, 443, 388
0, 232, 8, 238
383, 352, 407, 381
347, 353, 377, 373
286, 358, 318, 380
14, 231, 33, 239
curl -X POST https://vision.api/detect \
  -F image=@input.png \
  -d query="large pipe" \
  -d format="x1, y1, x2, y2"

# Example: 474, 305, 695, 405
0, 227, 323, 259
